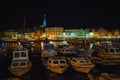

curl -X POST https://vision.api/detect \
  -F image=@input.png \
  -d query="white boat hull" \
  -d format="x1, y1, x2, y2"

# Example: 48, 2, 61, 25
71, 64, 95, 73
9, 61, 32, 77
46, 65, 69, 74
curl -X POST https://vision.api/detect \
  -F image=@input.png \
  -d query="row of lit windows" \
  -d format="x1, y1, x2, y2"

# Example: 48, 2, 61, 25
45, 28, 63, 31
46, 33, 61, 35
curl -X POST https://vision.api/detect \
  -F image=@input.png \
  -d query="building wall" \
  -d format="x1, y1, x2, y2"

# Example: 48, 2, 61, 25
63, 28, 85, 38
45, 27, 64, 39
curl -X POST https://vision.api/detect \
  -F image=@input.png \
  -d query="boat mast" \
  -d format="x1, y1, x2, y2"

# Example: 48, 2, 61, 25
21, 17, 26, 40
23, 17, 26, 34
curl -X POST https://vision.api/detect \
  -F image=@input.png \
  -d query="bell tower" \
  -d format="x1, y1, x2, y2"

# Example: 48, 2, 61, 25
43, 13, 46, 27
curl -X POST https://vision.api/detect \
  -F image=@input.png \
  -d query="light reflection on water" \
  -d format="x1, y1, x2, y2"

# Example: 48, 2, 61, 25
1, 41, 63, 50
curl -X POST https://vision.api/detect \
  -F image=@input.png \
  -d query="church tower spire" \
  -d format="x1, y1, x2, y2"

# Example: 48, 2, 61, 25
43, 13, 46, 27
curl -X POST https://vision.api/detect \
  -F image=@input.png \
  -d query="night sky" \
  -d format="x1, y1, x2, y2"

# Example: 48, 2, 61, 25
0, 0, 119, 31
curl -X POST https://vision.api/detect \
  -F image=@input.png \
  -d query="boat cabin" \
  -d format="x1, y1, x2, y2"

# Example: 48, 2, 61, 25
59, 46, 77, 55
71, 57, 92, 65
106, 48, 120, 54
48, 57, 67, 66
11, 60, 29, 68
12, 49, 29, 61
43, 44, 55, 50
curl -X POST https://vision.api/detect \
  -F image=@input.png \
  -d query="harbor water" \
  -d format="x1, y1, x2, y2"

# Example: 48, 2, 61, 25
0, 41, 120, 80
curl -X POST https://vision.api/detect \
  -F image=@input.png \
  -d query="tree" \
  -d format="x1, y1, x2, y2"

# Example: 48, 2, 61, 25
97, 27, 108, 37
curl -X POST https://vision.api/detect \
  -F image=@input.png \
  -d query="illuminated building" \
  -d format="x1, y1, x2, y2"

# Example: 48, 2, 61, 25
64, 29, 85, 38
2, 30, 18, 41
45, 27, 64, 39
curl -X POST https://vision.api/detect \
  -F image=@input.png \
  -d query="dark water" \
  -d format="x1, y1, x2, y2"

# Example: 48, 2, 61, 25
0, 42, 120, 80
0, 49, 49, 80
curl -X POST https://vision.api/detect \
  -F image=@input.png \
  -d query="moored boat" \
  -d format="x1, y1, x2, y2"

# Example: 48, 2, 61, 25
57, 45, 77, 56
45, 57, 69, 74
41, 43, 57, 58
8, 45, 32, 77
70, 56, 95, 73
96, 73, 120, 80
0, 47, 7, 62
91, 46, 120, 65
